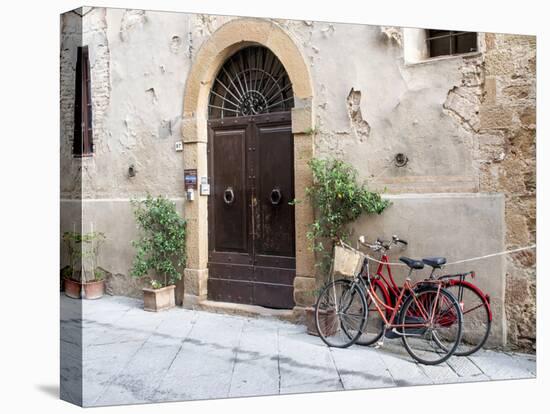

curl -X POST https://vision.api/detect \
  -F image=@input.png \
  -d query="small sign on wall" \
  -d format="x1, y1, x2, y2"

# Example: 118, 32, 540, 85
184, 169, 197, 190
200, 176, 210, 195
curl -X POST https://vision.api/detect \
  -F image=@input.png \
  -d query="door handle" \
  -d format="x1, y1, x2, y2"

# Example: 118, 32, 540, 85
223, 187, 235, 205
270, 188, 282, 205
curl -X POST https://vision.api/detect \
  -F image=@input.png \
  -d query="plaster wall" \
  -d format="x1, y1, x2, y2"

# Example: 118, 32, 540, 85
284, 20, 480, 192
60, 199, 186, 302
62, 9, 485, 199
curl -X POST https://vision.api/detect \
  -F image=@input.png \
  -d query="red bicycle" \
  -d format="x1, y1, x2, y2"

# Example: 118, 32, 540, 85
356, 235, 492, 356
315, 241, 463, 365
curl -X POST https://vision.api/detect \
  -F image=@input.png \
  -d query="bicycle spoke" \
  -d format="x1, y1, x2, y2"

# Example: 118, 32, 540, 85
355, 282, 386, 346
315, 280, 367, 348
444, 284, 491, 356
401, 289, 462, 365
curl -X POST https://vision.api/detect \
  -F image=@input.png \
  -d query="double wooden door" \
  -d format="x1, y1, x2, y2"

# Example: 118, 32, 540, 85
207, 112, 296, 309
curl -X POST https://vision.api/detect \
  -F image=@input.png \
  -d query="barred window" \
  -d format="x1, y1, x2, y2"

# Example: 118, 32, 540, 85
427, 30, 477, 58
73, 46, 93, 157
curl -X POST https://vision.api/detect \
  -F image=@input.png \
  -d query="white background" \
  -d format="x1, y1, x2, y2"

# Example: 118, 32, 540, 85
0, 0, 546, 412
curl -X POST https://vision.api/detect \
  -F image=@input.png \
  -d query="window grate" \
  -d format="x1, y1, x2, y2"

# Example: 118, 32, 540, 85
427, 30, 477, 58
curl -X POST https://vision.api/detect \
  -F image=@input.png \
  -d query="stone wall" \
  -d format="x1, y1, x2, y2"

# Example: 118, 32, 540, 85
478, 33, 536, 351
435, 31, 537, 350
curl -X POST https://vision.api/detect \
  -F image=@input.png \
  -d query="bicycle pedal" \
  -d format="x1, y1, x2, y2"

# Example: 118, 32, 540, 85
375, 340, 384, 349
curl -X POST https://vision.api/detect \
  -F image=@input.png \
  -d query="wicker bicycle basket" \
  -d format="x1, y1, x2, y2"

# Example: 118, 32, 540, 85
332, 242, 364, 278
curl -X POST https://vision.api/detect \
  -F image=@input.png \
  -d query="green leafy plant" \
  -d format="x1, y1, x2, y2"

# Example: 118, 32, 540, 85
131, 195, 187, 288
306, 158, 390, 283
94, 268, 106, 281
62, 231, 106, 282
61, 265, 73, 279
150, 280, 163, 290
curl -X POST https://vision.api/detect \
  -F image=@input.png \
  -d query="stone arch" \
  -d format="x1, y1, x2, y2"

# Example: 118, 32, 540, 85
181, 17, 316, 315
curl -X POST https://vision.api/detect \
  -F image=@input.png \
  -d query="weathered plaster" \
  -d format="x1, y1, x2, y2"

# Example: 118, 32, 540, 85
63, 10, 485, 200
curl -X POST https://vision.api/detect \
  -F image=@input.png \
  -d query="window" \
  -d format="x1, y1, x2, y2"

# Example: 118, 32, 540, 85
73, 46, 93, 157
427, 30, 477, 58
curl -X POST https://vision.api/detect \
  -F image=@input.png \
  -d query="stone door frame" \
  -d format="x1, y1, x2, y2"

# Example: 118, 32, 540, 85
181, 18, 316, 315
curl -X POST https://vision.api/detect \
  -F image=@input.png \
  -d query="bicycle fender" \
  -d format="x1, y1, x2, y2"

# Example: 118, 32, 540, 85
448, 279, 493, 322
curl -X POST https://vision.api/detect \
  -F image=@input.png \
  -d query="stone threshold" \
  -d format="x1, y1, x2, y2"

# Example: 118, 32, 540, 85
182, 294, 299, 323
182, 295, 300, 323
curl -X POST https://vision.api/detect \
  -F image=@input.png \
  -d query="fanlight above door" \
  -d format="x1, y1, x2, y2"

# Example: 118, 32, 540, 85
208, 46, 294, 119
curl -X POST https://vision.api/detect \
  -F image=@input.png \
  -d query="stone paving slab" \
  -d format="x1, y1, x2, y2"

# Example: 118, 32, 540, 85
153, 312, 245, 402
227, 322, 280, 398
59, 295, 536, 407
277, 329, 343, 394
330, 346, 395, 389
468, 350, 536, 380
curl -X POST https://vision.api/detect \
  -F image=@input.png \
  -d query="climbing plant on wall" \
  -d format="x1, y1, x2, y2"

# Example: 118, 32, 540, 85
306, 158, 390, 278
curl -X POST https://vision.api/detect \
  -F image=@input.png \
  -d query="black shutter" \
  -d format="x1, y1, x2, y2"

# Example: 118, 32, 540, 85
73, 46, 93, 156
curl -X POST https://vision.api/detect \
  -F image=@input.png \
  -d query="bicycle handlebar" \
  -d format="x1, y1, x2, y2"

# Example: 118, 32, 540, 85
358, 234, 407, 251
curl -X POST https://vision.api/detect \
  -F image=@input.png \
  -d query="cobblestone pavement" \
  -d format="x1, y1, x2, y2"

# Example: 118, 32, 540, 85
60, 295, 536, 407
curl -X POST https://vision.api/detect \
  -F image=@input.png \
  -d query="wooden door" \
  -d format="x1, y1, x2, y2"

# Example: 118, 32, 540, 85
207, 112, 295, 309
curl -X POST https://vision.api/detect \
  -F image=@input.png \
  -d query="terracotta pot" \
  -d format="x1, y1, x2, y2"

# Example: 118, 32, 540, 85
143, 285, 176, 312
83, 280, 105, 300
64, 278, 105, 299
64, 278, 82, 299
305, 306, 337, 337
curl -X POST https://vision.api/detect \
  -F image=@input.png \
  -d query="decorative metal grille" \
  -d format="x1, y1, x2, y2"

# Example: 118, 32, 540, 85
208, 46, 294, 119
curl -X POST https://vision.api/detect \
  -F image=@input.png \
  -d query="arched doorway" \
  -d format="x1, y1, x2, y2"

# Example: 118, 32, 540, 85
207, 46, 296, 308
181, 18, 316, 316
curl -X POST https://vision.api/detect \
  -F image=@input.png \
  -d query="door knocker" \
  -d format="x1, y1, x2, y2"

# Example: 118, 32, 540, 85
270, 188, 282, 205
223, 187, 235, 205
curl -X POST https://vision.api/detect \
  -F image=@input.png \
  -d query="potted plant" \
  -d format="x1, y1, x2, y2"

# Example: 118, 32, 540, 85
62, 231, 107, 299
84, 268, 106, 299
61, 264, 79, 298
131, 195, 187, 312
303, 158, 389, 335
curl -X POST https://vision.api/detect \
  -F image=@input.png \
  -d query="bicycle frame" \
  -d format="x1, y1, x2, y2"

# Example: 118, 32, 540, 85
372, 254, 401, 298
358, 250, 408, 311
359, 249, 491, 325
355, 262, 444, 331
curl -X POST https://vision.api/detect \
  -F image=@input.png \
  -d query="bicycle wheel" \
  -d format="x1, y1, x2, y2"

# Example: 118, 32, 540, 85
399, 287, 462, 365
315, 279, 367, 348
355, 280, 387, 346
439, 283, 491, 356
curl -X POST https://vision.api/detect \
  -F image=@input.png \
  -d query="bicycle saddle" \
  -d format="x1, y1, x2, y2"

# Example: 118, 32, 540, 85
422, 257, 447, 268
399, 257, 424, 269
